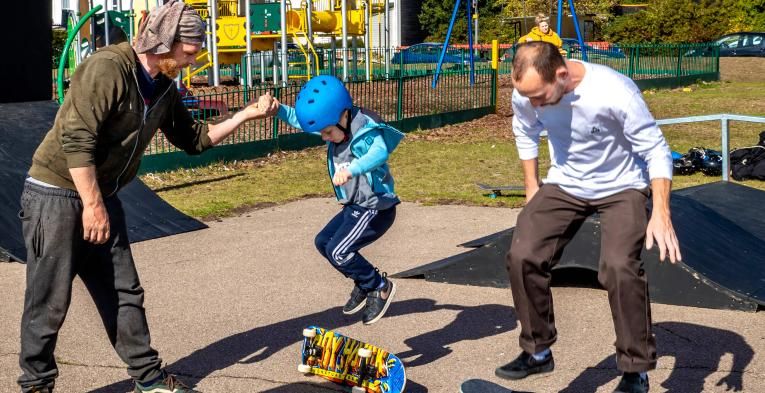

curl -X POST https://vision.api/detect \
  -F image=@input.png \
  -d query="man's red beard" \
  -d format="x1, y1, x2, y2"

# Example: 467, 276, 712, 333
157, 57, 180, 79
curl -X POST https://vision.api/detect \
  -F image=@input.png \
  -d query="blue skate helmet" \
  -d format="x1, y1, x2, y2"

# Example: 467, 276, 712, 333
295, 76, 353, 134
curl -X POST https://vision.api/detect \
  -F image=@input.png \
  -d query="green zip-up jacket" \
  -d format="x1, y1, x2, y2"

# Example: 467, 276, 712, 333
29, 42, 213, 197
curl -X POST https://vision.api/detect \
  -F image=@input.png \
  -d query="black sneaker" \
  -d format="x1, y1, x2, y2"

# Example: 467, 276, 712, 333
613, 372, 649, 393
343, 285, 367, 315
362, 275, 396, 325
134, 372, 201, 393
495, 351, 554, 380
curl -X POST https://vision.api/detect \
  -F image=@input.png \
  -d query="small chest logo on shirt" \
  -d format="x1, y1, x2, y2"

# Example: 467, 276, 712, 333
351, 210, 361, 218
334, 162, 352, 173
590, 126, 602, 134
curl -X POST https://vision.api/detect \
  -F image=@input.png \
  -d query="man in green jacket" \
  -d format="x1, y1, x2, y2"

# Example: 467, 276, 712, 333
17, 2, 277, 392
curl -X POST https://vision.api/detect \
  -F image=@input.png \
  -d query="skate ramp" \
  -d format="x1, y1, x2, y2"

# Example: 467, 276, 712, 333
0, 101, 207, 262
394, 182, 765, 311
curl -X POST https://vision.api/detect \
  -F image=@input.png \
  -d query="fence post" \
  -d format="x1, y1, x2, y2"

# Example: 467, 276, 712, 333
398, 46, 404, 77
627, 45, 635, 79
272, 85, 281, 140
396, 73, 404, 122
242, 54, 250, 104
491, 39, 498, 111
721, 116, 730, 182
676, 44, 683, 82
715, 44, 720, 79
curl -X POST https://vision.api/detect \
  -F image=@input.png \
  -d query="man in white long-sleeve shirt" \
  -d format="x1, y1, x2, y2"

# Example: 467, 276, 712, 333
495, 42, 682, 393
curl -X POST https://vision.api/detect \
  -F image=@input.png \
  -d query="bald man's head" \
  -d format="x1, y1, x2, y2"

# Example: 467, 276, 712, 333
512, 41, 566, 84
511, 42, 570, 107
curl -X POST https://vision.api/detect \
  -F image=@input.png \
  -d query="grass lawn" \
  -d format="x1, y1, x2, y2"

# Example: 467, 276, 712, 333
141, 79, 765, 219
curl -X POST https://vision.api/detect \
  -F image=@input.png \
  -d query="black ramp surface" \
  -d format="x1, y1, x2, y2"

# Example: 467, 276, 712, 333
395, 183, 765, 311
0, 101, 207, 262
675, 181, 765, 242
667, 192, 765, 306
458, 228, 512, 248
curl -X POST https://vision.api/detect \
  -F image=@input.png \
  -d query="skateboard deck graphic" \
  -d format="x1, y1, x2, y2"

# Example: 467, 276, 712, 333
298, 325, 406, 393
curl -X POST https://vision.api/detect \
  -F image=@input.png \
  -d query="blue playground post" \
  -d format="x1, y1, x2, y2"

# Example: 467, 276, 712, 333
466, 0, 475, 85
432, 0, 478, 88
432, 0, 462, 89
556, 0, 588, 61
568, 0, 588, 61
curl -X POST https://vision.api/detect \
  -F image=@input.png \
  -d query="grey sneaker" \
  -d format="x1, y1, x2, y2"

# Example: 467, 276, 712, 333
343, 285, 367, 315
134, 373, 200, 393
362, 274, 396, 325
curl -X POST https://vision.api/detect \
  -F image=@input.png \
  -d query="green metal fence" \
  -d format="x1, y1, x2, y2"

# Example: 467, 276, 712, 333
234, 42, 718, 84
140, 41, 718, 173
140, 67, 497, 173
495, 42, 719, 89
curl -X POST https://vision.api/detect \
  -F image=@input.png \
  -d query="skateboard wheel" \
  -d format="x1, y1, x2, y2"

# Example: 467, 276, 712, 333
303, 328, 317, 338
351, 387, 366, 393
357, 348, 372, 358
297, 364, 312, 373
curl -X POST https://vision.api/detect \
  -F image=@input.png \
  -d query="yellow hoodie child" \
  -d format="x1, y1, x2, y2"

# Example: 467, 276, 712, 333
518, 26, 563, 49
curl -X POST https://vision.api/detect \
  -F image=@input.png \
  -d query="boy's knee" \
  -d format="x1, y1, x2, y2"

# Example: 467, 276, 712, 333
315, 234, 329, 254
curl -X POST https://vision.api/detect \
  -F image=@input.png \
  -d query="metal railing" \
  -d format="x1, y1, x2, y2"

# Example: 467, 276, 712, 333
657, 114, 765, 181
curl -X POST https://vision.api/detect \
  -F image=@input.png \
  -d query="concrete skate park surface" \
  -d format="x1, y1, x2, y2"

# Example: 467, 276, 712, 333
1, 199, 763, 392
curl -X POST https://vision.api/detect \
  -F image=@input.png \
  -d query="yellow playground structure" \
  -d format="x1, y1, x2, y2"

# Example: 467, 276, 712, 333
64, 0, 393, 86
186, 0, 393, 85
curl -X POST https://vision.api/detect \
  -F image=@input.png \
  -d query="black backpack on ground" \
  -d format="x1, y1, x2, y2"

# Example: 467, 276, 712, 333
730, 131, 765, 181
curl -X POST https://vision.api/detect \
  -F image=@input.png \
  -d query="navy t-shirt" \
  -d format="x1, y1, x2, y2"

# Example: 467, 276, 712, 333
136, 63, 160, 105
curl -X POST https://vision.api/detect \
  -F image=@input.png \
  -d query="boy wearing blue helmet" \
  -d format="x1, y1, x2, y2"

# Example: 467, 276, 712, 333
271, 76, 404, 325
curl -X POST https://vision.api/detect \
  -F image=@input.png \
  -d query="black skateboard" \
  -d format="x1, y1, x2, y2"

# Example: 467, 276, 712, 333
459, 379, 533, 393
460, 379, 532, 393
476, 183, 525, 198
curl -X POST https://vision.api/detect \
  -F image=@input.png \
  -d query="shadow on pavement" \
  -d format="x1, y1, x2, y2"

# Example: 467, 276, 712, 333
91, 299, 516, 392
560, 321, 754, 393
398, 303, 517, 367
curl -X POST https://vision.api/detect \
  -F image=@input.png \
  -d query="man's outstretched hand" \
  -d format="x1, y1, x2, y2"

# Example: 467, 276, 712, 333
243, 92, 280, 119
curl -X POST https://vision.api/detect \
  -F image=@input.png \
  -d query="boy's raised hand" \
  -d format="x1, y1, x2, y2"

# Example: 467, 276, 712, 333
260, 92, 280, 116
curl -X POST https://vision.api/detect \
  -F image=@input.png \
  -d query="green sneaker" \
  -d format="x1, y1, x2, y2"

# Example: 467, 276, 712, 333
134, 373, 200, 393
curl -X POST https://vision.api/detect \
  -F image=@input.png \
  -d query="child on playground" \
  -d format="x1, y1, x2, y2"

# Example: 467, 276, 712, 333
519, 13, 564, 53
266, 75, 404, 325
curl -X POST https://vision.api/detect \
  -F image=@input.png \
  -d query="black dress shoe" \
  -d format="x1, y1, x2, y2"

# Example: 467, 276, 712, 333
614, 372, 649, 393
495, 351, 554, 380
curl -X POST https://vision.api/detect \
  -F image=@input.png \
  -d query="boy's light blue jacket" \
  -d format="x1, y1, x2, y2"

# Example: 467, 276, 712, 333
277, 104, 405, 201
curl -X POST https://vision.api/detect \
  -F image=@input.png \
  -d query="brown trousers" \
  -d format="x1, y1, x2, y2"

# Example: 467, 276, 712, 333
507, 184, 657, 372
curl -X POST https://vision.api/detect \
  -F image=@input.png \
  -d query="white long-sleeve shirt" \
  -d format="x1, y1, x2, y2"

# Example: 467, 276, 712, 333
512, 60, 673, 200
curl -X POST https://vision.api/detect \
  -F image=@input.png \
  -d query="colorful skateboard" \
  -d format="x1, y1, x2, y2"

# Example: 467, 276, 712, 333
298, 326, 406, 393
476, 183, 525, 198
